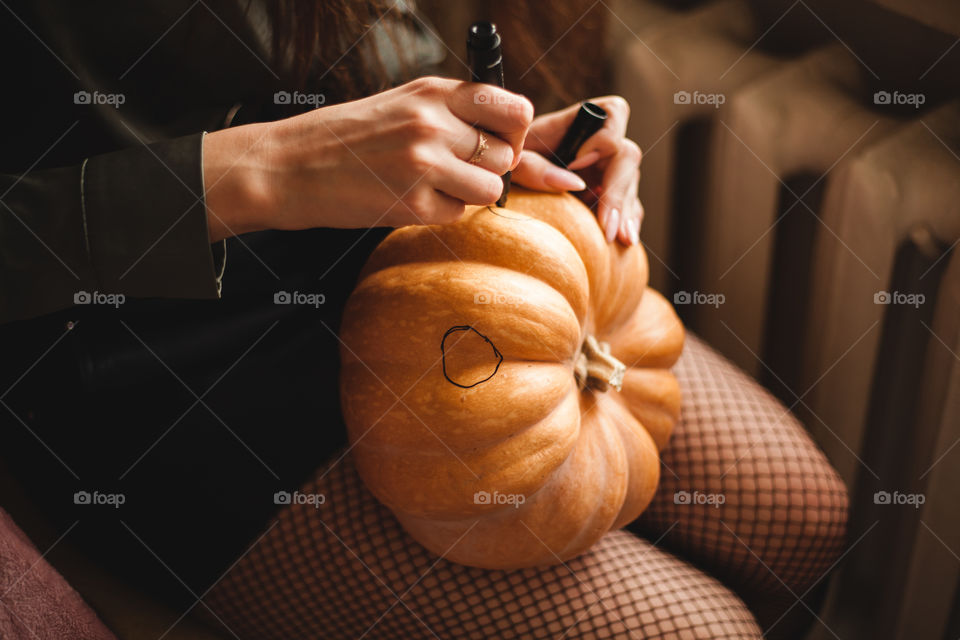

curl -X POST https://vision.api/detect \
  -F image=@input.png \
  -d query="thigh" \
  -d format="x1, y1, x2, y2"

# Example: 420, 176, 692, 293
201, 453, 762, 640
634, 334, 849, 598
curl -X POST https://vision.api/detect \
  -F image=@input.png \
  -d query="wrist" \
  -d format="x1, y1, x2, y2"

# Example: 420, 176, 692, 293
202, 122, 276, 241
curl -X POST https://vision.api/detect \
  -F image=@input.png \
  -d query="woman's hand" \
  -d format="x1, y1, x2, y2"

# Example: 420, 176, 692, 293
203, 77, 533, 241
512, 96, 643, 246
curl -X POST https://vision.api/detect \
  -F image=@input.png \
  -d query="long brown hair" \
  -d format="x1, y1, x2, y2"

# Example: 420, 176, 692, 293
269, 0, 607, 108
269, 0, 401, 99
478, 1, 608, 110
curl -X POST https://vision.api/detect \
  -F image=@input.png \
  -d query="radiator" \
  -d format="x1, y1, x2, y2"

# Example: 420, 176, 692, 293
803, 102, 960, 640
612, 1, 960, 638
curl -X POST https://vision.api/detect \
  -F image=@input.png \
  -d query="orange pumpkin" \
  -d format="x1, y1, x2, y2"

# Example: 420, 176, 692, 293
339, 187, 684, 569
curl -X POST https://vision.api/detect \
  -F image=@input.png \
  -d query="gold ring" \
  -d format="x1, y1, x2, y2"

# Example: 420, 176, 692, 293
468, 130, 488, 165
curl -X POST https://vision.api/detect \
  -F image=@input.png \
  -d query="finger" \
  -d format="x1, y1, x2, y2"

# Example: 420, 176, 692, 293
448, 124, 515, 175
397, 187, 466, 226
446, 83, 534, 162
431, 150, 506, 206
598, 139, 642, 237
521, 101, 587, 156
617, 206, 631, 246
428, 190, 468, 224
511, 150, 586, 192
605, 207, 620, 244
617, 164, 643, 246
566, 150, 600, 171
617, 197, 642, 246
525, 96, 631, 168
571, 96, 630, 166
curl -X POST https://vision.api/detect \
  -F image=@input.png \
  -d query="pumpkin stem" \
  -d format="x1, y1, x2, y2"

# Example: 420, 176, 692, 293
574, 335, 626, 392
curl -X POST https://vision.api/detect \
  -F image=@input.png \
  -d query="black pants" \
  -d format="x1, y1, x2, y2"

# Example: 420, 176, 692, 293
0, 226, 389, 607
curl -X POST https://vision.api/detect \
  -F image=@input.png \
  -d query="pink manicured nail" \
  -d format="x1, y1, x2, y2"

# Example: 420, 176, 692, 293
629, 218, 640, 245
606, 208, 619, 243
543, 166, 587, 191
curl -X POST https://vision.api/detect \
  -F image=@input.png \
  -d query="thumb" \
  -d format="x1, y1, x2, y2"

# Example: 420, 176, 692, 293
511, 150, 587, 193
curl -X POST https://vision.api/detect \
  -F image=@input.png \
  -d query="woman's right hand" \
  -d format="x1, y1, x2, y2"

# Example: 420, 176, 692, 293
203, 77, 534, 241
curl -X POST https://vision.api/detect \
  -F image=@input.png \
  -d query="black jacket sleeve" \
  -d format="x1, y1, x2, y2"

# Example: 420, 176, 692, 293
1, 132, 225, 324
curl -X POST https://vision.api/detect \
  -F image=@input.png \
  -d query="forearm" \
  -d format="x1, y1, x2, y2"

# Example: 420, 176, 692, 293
1, 133, 224, 324
199, 77, 534, 238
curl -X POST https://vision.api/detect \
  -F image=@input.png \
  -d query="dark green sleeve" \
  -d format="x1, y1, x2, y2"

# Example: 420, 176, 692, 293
0, 132, 225, 324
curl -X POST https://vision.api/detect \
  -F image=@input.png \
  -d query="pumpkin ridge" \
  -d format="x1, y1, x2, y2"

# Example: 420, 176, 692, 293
456, 382, 580, 459
340, 359, 574, 454
355, 386, 582, 519
343, 362, 578, 456
343, 263, 582, 365
355, 209, 590, 324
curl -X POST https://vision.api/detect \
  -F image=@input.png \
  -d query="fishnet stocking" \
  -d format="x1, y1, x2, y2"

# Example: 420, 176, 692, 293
200, 335, 846, 639
201, 451, 761, 639
634, 334, 849, 635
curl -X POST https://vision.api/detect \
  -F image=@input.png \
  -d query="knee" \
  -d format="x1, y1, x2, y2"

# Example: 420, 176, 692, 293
742, 446, 850, 592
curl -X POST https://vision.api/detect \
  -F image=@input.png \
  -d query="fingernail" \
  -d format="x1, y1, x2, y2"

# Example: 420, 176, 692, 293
567, 150, 601, 171
619, 215, 630, 242
629, 218, 640, 245
606, 208, 619, 243
544, 166, 587, 191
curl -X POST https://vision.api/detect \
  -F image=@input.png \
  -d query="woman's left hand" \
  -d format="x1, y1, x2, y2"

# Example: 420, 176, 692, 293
511, 96, 642, 246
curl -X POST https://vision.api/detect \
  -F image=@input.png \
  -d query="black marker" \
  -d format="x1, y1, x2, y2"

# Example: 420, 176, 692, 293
467, 21, 510, 207
554, 102, 608, 168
